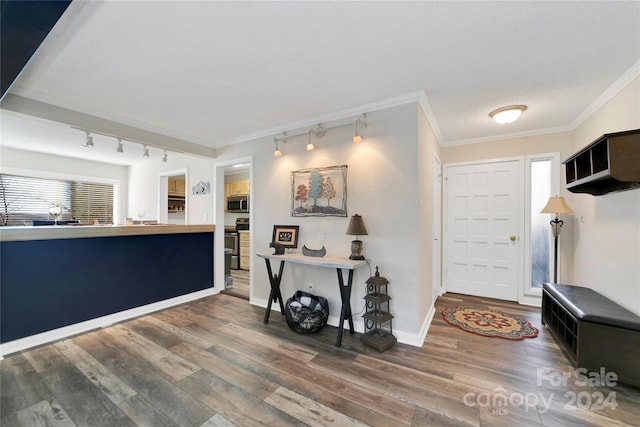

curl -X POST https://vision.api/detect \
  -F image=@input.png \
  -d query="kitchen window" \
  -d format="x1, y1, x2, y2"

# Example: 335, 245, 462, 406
0, 173, 115, 226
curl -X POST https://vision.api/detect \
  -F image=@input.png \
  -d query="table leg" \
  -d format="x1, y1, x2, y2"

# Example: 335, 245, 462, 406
335, 268, 355, 347
263, 259, 286, 324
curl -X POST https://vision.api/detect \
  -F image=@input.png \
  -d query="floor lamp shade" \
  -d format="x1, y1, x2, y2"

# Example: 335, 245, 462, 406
346, 214, 368, 260
540, 196, 574, 282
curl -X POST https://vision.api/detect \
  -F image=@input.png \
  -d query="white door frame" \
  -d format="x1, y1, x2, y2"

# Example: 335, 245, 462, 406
443, 156, 525, 302
213, 157, 253, 297
432, 153, 442, 302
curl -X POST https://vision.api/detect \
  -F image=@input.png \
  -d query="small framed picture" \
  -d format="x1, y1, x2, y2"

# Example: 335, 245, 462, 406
272, 225, 300, 248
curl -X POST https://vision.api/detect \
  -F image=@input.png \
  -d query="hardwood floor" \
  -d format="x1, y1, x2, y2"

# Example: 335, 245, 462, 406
2, 292, 639, 426
221, 269, 250, 300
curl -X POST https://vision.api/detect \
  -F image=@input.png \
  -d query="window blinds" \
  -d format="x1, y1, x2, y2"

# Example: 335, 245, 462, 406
0, 174, 114, 226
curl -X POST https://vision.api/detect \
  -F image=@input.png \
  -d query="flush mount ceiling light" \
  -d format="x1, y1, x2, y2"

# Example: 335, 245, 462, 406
489, 105, 527, 124
142, 144, 150, 158
82, 131, 94, 148
116, 138, 124, 153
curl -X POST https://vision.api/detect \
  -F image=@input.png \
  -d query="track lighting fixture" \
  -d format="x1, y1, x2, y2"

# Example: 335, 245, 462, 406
82, 131, 94, 148
306, 130, 315, 151
73, 127, 180, 163
273, 138, 282, 157
272, 113, 367, 158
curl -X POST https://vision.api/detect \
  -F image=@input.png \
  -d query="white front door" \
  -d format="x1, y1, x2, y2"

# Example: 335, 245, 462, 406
444, 159, 522, 301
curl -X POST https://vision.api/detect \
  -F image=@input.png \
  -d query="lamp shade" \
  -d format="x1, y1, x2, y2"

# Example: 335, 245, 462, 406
346, 214, 368, 236
540, 197, 574, 215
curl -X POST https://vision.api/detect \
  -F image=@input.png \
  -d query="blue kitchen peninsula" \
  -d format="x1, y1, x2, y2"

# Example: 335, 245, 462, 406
0, 224, 214, 355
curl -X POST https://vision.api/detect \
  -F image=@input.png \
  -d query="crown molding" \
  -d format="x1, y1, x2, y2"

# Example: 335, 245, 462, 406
569, 59, 640, 130
443, 125, 573, 148
225, 91, 429, 146
417, 91, 444, 146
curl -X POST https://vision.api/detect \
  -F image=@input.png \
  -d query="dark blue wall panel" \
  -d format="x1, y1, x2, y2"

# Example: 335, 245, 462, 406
1, 231, 214, 343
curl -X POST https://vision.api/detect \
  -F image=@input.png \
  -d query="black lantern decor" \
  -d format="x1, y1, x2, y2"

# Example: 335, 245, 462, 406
361, 266, 396, 351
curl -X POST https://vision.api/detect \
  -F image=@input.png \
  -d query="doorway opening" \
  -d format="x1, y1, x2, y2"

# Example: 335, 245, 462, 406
158, 169, 187, 225
214, 157, 252, 302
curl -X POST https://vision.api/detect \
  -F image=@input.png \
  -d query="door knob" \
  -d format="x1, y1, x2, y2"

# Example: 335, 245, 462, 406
510, 235, 517, 241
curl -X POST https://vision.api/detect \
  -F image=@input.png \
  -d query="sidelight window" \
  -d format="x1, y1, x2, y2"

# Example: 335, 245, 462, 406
525, 154, 560, 296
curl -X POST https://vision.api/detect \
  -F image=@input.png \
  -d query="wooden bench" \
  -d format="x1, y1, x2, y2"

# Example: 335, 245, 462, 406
542, 283, 640, 388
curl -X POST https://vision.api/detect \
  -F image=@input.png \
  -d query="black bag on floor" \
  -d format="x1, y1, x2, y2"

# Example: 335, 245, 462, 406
284, 290, 329, 334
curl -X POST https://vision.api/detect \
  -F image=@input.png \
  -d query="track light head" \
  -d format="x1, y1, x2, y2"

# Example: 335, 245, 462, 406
306, 130, 315, 151
116, 138, 124, 153
82, 131, 94, 148
313, 124, 325, 139
162, 150, 168, 162
143, 144, 150, 158
353, 120, 363, 144
274, 138, 282, 157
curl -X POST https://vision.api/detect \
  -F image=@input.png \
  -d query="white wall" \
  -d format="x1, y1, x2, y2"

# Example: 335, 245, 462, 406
418, 105, 441, 332
570, 76, 640, 314
215, 103, 432, 342
0, 147, 129, 221
128, 153, 215, 224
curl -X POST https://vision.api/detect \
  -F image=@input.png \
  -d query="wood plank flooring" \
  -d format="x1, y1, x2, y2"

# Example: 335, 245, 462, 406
221, 269, 250, 300
2, 292, 639, 426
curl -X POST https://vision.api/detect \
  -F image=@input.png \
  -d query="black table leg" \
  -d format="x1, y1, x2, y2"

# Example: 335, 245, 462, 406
335, 268, 355, 347
263, 259, 286, 324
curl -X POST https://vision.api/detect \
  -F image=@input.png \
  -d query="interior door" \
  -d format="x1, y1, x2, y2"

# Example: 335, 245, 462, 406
444, 159, 522, 301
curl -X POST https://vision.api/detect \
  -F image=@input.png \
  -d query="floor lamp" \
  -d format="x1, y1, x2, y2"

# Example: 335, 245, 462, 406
540, 196, 574, 283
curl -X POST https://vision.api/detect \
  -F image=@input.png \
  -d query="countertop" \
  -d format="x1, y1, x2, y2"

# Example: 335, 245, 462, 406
0, 224, 215, 242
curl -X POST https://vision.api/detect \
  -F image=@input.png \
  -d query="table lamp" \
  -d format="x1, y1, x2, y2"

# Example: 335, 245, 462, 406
346, 214, 368, 260
540, 196, 574, 282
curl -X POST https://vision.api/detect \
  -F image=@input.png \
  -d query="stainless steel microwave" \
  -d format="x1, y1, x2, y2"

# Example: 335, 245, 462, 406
227, 195, 249, 213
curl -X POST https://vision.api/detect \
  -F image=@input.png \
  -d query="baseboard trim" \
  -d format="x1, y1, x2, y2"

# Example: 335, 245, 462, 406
250, 297, 431, 348
0, 287, 219, 358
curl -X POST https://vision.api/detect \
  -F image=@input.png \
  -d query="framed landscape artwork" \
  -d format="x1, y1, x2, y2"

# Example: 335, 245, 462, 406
290, 165, 348, 217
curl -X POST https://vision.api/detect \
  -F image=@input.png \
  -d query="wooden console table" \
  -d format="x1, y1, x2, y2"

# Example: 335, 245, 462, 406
256, 252, 367, 347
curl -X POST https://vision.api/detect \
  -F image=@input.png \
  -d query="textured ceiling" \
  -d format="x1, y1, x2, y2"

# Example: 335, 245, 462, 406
2, 1, 639, 165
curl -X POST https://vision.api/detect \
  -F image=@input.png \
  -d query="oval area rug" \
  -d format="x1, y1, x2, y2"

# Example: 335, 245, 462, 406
442, 307, 538, 340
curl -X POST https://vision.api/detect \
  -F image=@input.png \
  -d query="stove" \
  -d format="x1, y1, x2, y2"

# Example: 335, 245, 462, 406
224, 218, 249, 270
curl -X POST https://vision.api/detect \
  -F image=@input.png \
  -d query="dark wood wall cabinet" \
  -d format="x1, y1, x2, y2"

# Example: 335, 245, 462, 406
563, 129, 640, 196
